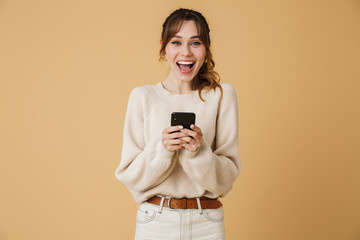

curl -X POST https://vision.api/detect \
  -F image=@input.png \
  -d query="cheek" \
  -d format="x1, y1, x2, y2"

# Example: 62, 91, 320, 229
195, 47, 206, 61
165, 46, 177, 59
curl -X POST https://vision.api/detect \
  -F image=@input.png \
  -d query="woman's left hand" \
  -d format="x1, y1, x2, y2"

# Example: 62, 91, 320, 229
180, 124, 204, 152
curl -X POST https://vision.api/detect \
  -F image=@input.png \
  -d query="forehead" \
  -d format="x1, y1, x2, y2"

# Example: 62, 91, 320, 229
174, 20, 200, 37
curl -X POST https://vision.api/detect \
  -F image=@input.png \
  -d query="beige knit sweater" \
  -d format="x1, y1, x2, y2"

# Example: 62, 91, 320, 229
115, 82, 241, 203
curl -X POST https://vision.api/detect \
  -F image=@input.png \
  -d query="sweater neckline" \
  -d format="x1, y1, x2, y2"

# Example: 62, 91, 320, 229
156, 82, 197, 97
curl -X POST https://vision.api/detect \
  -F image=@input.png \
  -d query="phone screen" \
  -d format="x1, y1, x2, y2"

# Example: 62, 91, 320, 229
171, 112, 196, 130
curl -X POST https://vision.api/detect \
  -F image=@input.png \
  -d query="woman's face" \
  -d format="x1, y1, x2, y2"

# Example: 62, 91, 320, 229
164, 20, 206, 84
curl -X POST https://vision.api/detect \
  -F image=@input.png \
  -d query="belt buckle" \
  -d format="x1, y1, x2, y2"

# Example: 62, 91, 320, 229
167, 197, 188, 209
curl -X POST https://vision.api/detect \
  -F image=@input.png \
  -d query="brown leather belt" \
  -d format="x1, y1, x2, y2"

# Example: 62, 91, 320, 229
146, 196, 222, 209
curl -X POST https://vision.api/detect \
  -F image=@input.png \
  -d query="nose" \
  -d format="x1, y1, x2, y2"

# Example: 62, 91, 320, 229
181, 44, 192, 57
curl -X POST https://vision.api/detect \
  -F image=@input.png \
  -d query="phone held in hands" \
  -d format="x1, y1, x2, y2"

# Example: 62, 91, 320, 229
171, 112, 196, 130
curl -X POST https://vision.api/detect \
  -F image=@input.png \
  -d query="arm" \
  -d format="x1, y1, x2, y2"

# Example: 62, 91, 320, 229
115, 88, 176, 192
179, 84, 241, 196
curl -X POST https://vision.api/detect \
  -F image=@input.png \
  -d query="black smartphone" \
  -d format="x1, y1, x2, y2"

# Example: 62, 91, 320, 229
171, 112, 196, 130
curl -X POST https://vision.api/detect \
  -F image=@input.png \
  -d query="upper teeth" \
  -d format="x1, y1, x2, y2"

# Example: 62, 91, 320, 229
177, 61, 194, 65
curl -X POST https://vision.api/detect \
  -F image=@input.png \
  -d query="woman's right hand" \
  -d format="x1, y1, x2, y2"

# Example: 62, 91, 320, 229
162, 125, 188, 152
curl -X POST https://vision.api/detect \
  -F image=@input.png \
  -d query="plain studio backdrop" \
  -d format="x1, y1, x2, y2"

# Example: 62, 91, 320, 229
0, 0, 359, 239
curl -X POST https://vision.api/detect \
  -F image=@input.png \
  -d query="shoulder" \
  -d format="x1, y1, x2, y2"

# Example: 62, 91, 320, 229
126, 84, 163, 115
197, 83, 237, 103
127, 84, 159, 103
129, 84, 157, 97
219, 83, 236, 94
219, 83, 237, 101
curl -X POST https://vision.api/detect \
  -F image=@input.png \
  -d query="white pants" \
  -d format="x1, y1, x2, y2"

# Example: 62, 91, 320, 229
134, 202, 225, 240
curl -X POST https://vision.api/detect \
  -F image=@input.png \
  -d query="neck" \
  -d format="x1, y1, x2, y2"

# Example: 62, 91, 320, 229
162, 76, 195, 94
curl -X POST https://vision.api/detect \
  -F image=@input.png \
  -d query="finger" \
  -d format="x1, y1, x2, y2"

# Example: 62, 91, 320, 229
173, 145, 183, 151
163, 138, 186, 152
180, 137, 202, 152
181, 142, 200, 152
180, 136, 196, 144
190, 124, 203, 136
163, 132, 188, 141
180, 129, 202, 142
181, 126, 202, 138
163, 125, 184, 134
165, 138, 187, 145
168, 131, 188, 140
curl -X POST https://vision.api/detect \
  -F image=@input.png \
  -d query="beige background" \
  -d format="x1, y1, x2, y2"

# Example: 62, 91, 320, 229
1, 0, 359, 239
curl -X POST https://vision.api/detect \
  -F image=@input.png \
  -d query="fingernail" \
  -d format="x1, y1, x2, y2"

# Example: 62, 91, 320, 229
190, 124, 194, 128
179, 126, 183, 129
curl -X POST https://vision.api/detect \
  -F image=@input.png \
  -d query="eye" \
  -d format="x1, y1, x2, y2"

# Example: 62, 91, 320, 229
171, 41, 181, 45
191, 41, 201, 46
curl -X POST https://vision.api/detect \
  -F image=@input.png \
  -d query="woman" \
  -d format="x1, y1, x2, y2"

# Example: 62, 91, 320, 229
115, 8, 241, 240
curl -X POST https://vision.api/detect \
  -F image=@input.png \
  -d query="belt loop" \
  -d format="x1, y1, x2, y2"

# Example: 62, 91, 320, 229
167, 197, 173, 209
158, 196, 165, 214
196, 197, 203, 215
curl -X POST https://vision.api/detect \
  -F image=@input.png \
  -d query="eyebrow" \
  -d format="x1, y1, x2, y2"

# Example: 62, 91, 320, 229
173, 35, 201, 39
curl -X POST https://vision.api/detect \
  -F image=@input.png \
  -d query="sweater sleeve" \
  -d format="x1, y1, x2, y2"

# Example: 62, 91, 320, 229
179, 84, 241, 196
115, 87, 176, 192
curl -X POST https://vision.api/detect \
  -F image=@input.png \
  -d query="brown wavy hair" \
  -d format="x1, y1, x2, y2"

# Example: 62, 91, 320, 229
159, 8, 223, 102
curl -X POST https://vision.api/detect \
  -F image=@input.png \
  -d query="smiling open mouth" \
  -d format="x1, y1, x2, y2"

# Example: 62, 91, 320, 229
176, 61, 195, 73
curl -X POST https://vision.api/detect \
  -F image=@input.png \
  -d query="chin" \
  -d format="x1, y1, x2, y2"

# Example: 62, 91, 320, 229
177, 71, 200, 82
177, 75, 196, 82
